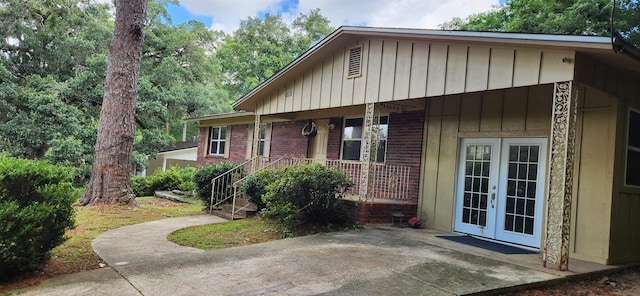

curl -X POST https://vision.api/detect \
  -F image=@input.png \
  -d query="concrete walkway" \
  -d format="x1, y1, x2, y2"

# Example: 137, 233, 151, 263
17, 215, 614, 296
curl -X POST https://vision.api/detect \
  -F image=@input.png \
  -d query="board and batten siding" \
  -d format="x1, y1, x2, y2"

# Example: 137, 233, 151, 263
255, 38, 575, 115
576, 54, 640, 264
570, 85, 617, 264
418, 84, 553, 232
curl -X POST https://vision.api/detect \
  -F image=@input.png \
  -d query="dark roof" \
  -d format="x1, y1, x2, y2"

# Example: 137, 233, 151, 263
159, 141, 198, 153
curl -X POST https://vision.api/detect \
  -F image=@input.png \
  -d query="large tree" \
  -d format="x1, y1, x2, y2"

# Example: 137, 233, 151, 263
78, 0, 148, 205
0, 0, 228, 179
442, 0, 639, 47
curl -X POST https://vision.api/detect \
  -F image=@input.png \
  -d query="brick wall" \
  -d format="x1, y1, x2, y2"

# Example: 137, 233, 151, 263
386, 110, 425, 202
327, 118, 343, 159
325, 111, 425, 202
269, 121, 309, 158
196, 111, 425, 203
197, 124, 249, 167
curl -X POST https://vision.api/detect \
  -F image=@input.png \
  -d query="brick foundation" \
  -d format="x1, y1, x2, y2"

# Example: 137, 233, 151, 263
338, 199, 418, 225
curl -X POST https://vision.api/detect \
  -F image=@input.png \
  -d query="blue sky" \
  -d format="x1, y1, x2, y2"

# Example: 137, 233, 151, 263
166, 3, 213, 26
165, 0, 506, 33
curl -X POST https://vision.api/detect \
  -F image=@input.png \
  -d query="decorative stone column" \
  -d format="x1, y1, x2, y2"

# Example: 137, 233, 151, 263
544, 81, 578, 271
359, 103, 380, 201
251, 113, 261, 174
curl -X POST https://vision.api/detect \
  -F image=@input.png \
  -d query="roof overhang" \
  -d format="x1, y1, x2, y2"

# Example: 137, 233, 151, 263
232, 26, 640, 112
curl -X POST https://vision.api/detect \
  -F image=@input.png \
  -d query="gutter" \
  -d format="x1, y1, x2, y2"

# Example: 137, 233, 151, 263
613, 35, 640, 63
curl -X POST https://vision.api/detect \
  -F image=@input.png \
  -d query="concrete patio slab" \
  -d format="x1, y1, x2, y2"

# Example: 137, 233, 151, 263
15, 215, 615, 296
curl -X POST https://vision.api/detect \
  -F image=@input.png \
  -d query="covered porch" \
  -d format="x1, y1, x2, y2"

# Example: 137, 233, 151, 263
210, 155, 417, 224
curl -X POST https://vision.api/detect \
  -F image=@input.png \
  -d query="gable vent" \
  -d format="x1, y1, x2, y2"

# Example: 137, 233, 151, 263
347, 45, 363, 78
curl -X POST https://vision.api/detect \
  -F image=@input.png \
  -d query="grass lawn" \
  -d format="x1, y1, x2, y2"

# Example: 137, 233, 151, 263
0, 196, 203, 294
169, 218, 283, 250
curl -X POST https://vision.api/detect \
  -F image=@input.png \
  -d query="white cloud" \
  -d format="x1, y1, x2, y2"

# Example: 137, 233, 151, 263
179, 0, 500, 33
179, 0, 284, 32
297, 0, 500, 29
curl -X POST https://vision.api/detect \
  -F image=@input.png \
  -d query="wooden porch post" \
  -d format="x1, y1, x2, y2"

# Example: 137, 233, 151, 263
251, 113, 261, 174
359, 103, 380, 201
544, 81, 578, 271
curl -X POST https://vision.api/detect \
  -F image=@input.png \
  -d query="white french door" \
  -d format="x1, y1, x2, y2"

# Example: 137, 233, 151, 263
454, 138, 547, 248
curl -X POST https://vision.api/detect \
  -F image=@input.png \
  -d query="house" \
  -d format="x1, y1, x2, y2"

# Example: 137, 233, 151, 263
143, 141, 198, 176
190, 26, 640, 269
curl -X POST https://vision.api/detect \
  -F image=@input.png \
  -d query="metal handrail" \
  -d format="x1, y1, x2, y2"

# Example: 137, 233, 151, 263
209, 157, 256, 213
230, 157, 286, 219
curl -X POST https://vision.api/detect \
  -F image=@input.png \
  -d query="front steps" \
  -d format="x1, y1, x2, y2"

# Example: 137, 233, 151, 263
211, 197, 258, 220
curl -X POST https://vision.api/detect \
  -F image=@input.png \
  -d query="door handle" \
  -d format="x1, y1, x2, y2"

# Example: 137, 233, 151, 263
491, 192, 496, 208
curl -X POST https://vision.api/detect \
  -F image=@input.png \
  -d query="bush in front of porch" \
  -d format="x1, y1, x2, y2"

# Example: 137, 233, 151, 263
258, 163, 353, 229
240, 169, 279, 211
192, 162, 242, 207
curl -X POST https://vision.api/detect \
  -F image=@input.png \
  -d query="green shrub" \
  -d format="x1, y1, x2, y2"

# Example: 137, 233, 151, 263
131, 175, 153, 197
240, 169, 279, 210
192, 163, 243, 207
131, 167, 196, 197
0, 157, 77, 279
175, 167, 196, 192
260, 164, 352, 228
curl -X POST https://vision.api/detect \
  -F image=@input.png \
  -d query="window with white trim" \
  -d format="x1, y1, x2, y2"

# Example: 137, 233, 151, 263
208, 126, 226, 156
625, 109, 640, 187
341, 116, 388, 162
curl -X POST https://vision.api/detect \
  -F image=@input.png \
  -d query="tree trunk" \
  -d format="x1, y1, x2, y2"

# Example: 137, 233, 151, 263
78, 0, 147, 206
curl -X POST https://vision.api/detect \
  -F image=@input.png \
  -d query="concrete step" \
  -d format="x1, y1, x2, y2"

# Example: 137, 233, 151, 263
221, 203, 257, 213
212, 203, 258, 220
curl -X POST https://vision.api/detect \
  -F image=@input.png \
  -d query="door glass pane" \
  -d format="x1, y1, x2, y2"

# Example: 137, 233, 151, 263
504, 144, 539, 235
462, 144, 491, 227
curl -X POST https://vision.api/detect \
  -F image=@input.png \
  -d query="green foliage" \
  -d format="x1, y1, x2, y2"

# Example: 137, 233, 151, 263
131, 166, 196, 197
0, 0, 233, 166
0, 75, 85, 159
240, 169, 279, 210
260, 164, 352, 229
447, 0, 640, 47
217, 9, 333, 99
0, 157, 77, 279
192, 163, 243, 207
0, 0, 337, 170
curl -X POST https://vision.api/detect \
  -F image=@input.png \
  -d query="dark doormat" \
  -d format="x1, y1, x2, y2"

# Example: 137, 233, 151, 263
437, 235, 536, 254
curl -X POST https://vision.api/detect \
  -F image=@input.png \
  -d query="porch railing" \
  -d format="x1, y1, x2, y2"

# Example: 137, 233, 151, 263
286, 158, 412, 201
212, 157, 413, 218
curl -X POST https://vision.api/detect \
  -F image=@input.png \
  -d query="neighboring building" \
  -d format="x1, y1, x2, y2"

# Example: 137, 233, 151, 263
144, 141, 198, 176
190, 26, 640, 269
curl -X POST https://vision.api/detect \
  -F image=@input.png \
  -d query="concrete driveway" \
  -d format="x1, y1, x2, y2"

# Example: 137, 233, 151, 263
17, 215, 612, 296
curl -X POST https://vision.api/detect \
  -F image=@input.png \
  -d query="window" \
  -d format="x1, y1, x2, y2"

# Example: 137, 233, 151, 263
626, 109, 640, 187
209, 126, 226, 156
341, 116, 388, 162
258, 123, 267, 156
246, 123, 271, 159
